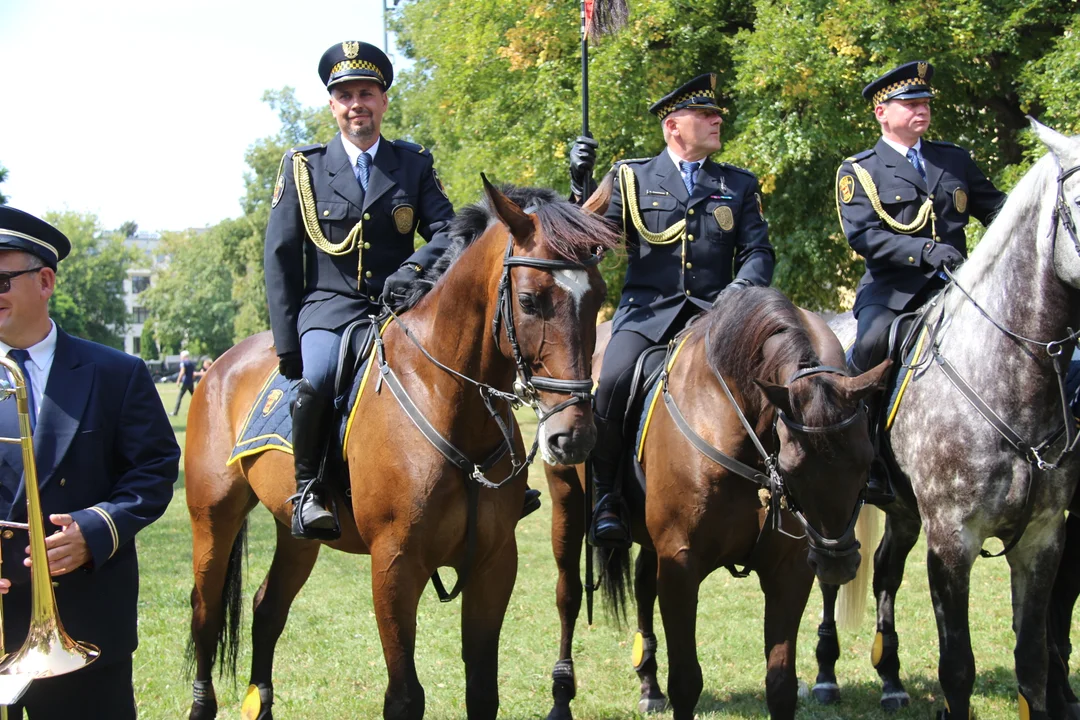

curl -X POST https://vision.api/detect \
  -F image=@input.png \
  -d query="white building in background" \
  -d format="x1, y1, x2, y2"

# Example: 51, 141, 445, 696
122, 230, 167, 356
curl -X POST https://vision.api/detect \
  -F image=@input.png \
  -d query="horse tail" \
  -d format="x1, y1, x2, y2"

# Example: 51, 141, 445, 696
596, 544, 632, 626
185, 518, 248, 680
837, 505, 881, 631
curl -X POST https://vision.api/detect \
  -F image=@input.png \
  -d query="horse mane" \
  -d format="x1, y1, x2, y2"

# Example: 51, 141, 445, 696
396, 185, 621, 311
705, 287, 838, 428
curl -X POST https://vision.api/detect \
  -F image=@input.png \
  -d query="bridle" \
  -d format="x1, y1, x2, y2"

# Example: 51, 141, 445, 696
373, 228, 601, 602
661, 327, 867, 568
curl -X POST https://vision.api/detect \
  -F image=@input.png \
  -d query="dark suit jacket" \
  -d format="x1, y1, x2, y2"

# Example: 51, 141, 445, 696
0, 328, 179, 666
837, 138, 1006, 313
605, 152, 775, 342
265, 133, 456, 357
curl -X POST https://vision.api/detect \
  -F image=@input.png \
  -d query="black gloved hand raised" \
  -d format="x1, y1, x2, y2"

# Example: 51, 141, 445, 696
381, 264, 422, 310
569, 135, 599, 200
923, 243, 964, 271
278, 352, 303, 380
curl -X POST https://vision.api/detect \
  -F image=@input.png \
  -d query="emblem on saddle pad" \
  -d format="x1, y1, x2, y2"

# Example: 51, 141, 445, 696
714, 205, 735, 232
393, 204, 415, 234
954, 187, 968, 214
839, 175, 855, 204
262, 388, 285, 417
271, 173, 286, 209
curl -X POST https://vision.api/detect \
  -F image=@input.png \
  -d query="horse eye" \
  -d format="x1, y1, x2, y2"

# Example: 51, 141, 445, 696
517, 292, 540, 316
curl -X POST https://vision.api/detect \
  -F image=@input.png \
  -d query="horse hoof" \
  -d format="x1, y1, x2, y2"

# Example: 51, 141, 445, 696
881, 691, 911, 712
638, 696, 668, 714
812, 682, 840, 705
545, 707, 573, 720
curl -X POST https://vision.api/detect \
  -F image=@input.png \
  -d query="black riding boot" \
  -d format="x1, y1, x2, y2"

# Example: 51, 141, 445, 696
863, 390, 895, 507
290, 379, 339, 540
588, 415, 630, 549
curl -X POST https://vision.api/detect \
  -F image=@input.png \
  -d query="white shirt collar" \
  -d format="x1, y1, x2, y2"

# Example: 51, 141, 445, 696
0, 321, 57, 372
341, 134, 381, 169
882, 136, 922, 158
667, 146, 706, 173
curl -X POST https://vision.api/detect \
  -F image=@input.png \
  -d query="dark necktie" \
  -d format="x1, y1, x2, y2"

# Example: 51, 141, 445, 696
906, 148, 927, 182
679, 160, 699, 195
7, 349, 35, 431
356, 152, 372, 192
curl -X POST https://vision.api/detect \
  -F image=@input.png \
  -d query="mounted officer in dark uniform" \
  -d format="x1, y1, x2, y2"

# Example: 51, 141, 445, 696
836, 61, 1006, 505
570, 74, 775, 547
265, 41, 457, 540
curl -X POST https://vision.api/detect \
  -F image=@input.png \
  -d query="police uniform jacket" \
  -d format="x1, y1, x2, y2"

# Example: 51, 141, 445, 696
837, 138, 1005, 314
265, 133, 455, 356
605, 152, 775, 342
0, 329, 179, 666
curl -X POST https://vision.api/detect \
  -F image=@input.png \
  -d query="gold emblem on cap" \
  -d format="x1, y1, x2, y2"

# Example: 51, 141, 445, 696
393, 205, 415, 234
839, 175, 855, 204
714, 205, 735, 232
917, 62, 928, 79
343, 41, 360, 59
953, 188, 968, 214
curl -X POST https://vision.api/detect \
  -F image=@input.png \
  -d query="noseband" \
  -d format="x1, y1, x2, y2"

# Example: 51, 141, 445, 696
661, 329, 866, 565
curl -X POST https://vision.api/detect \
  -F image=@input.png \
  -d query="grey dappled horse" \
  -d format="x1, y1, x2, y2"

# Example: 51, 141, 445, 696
813, 120, 1080, 720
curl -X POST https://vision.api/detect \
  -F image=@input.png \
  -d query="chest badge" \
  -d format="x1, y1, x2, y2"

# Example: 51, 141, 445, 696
953, 188, 968, 214
272, 173, 286, 209
714, 205, 735, 232
393, 204, 415, 234
839, 175, 855, 204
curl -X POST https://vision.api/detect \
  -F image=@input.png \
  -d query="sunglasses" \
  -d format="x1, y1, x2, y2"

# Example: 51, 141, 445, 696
0, 268, 43, 294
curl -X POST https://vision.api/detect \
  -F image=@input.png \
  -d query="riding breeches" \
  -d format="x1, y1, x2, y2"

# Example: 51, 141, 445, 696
300, 328, 344, 398
852, 278, 946, 373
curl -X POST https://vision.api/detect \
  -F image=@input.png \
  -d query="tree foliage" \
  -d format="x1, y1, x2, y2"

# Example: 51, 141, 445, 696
45, 211, 138, 349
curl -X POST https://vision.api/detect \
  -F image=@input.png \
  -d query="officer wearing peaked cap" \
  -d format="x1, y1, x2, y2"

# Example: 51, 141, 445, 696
264, 41, 459, 540
835, 61, 1006, 505
569, 73, 775, 548
0, 208, 179, 718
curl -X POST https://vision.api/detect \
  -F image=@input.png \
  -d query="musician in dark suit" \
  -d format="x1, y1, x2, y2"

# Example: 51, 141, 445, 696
570, 74, 775, 546
836, 61, 1006, 504
265, 41, 460, 539
0, 206, 179, 719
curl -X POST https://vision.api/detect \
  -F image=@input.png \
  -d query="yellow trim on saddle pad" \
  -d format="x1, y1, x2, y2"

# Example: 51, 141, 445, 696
637, 333, 693, 461
226, 369, 292, 467
342, 318, 394, 459
885, 326, 929, 431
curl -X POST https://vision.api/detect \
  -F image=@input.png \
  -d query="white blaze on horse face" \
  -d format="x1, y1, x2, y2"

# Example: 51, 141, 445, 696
554, 269, 590, 313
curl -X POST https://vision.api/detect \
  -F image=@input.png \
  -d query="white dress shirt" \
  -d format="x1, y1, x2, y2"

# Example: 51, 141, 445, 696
341, 134, 381, 178
0, 321, 57, 424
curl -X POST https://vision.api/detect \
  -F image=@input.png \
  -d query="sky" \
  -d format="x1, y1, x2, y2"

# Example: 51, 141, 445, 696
0, 0, 404, 233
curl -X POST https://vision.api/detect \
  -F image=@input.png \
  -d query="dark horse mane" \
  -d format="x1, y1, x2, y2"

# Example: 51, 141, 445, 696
396, 185, 621, 311
705, 287, 841, 430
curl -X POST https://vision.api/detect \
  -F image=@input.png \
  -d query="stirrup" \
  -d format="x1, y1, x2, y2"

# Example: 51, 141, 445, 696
289, 482, 341, 541
589, 493, 631, 549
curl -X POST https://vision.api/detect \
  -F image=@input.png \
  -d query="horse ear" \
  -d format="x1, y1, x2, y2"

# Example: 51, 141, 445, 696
582, 171, 614, 215
754, 379, 793, 416
481, 173, 535, 240
1029, 116, 1073, 161
834, 359, 893, 404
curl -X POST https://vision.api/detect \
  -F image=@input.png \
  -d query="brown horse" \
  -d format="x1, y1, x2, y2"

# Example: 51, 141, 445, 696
545, 288, 891, 720
184, 180, 619, 720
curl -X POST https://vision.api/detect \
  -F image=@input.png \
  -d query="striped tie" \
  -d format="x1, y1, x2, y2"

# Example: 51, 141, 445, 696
7, 349, 35, 431
356, 152, 371, 191
679, 161, 699, 194
906, 148, 926, 182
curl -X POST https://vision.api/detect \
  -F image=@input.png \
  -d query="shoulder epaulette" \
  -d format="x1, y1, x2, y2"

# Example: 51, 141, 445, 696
611, 157, 651, 170
290, 143, 324, 155
717, 162, 756, 179
924, 139, 964, 152
845, 148, 876, 163
392, 139, 431, 156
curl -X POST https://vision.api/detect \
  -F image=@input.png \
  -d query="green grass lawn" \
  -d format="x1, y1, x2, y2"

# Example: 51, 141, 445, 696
133, 384, 1065, 718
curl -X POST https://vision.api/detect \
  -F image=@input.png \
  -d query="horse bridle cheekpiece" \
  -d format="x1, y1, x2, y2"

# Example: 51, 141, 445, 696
375, 225, 601, 602
662, 328, 866, 567
1052, 164, 1080, 259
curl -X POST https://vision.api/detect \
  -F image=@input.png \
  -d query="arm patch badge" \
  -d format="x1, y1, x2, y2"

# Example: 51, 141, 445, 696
272, 173, 286, 209
433, 168, 448, 199
756, 192, 765, 221
839, 175, 855, 204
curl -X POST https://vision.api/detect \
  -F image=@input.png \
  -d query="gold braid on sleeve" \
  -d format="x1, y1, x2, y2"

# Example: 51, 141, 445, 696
293, 153, 365, 289
851, 162, 935, 235
619, 164, 686, 245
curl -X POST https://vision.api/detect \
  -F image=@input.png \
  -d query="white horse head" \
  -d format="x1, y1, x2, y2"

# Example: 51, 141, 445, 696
1030, 118, 1080, 289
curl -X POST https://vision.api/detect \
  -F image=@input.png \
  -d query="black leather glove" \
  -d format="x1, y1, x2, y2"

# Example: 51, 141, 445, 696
382, 264, 422, 310
712, 278, 752, 308
923, 243, 964, 271
278, 352, 303, 380
569, 135, 598, 200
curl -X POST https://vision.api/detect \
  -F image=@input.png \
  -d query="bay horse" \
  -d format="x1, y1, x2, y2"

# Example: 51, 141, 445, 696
184, 180, 619, 720
545, 285, 891, 720
811, 120, 1080, 719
